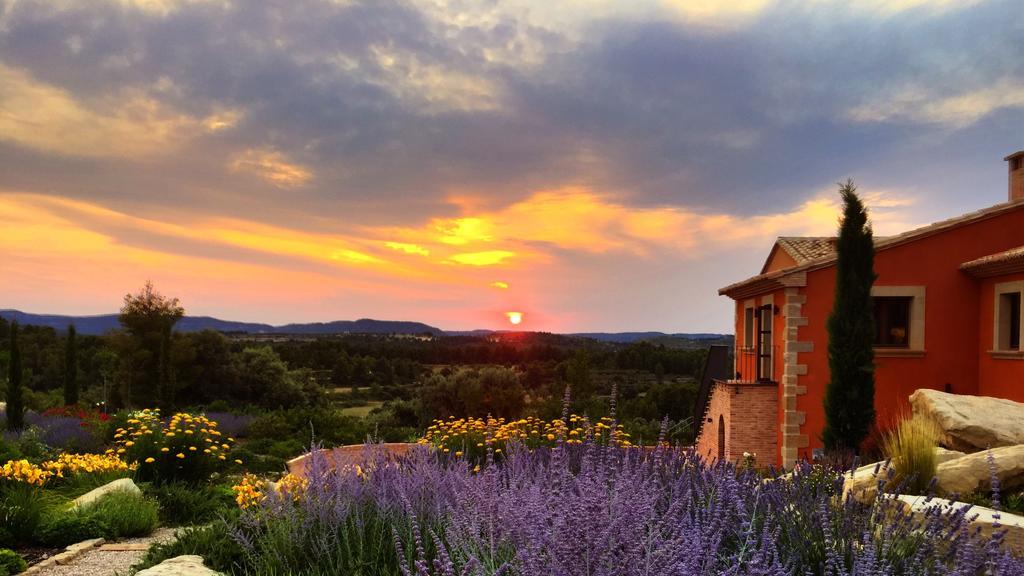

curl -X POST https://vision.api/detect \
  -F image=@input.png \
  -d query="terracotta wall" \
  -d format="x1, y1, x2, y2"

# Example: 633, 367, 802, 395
977, 271, 1024, 400
794, 207, 1024, 460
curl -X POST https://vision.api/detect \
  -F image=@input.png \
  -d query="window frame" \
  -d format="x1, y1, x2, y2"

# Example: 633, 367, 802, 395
992, 281, 1024, 357
870, 286, 926, 356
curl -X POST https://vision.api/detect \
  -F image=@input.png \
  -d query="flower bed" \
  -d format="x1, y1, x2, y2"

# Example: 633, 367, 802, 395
191, 439, 1024, 575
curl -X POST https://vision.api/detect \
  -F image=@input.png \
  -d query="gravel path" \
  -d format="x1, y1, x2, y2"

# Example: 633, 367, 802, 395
31, 528, 178, 576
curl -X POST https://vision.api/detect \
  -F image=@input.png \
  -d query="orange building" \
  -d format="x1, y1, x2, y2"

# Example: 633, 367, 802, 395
695, 151, 1024, 469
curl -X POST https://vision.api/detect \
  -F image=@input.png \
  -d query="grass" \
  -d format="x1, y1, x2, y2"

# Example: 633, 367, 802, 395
339, 402, 383, 418
881, 414, 942, 495
81, 490, 160, 538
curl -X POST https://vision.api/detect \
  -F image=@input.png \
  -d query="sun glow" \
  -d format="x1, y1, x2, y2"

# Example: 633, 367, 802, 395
505, 311, 523, 325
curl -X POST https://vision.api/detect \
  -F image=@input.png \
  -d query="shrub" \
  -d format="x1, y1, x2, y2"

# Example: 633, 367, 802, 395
80, 490, 159, 538
881, 415, 941, 495
132, 521, 243, 574
147, 482, 235, 526
206, 441, 1024, 575
112, 409, 238, 485
0, 549, 26, 576
36, 514, 109, 547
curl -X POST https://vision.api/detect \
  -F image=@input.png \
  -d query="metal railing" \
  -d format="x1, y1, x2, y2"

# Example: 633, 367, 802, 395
730, 346, 779, 383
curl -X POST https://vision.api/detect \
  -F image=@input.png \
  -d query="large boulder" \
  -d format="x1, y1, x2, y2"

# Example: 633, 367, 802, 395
72, 477, 141, 509
896, 495, 1024, 555
910, 389, 1024, 452
135, 555, 222, 576
934, 445, 1024, 496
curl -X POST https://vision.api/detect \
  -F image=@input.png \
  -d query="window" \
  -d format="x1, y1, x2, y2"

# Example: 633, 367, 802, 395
870, 286, 926, 353
743, 307, 755, 348
996, 289, 1022, 351
873, 296, 912, 348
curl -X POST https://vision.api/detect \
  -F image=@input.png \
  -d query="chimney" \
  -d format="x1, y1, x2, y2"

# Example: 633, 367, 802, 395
1007, 150, 1024, 202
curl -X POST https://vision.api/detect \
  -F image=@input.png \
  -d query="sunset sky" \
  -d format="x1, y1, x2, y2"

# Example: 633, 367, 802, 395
1, 0, 1022, 332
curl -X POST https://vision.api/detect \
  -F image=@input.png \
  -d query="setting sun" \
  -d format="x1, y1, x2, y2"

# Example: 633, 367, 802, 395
505, 311, 523, 325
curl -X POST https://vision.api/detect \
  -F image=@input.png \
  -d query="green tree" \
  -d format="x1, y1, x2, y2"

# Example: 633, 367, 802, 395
6, 322, 24, 431
823, 180, 877, 453
117, 282, 184, 407
63, 324, 79, 406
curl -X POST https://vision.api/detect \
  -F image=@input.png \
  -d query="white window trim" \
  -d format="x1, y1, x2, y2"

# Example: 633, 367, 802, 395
992, 281, 1024, 354
871, 286, 926, 353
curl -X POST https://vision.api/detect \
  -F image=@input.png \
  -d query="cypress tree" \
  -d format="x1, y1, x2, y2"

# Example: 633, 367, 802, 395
64, 324, 79, 406
6, 321, 24, 431
823, 180, 877, 453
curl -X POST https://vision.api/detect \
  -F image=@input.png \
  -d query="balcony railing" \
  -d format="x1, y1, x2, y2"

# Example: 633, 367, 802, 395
729, 346, 779, 383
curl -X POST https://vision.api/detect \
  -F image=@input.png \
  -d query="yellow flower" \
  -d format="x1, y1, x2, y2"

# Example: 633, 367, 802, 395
145, 457, 155, 463
161, 447, 170, 452
234, 459, 243, 465
125, 441, 135, 447
176, 453, 185, 459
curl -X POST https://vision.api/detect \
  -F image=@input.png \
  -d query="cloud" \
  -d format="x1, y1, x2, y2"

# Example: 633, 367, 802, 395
0, 63, 218, 158
229, 149, 313, 188
847, 79, 1024, 129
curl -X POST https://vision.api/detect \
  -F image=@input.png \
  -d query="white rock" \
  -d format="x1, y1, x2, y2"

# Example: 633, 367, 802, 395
934, 445, 1024, 496
134, 555, 222, 576
72, 477, 141, 509
910, 389, 1024, 452
896, 494, 1024, 555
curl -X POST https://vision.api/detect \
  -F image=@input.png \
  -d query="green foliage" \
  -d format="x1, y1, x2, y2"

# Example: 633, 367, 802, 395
116, 282, 185, 408
419, 366, 525, 422
36, 513, 109, 547
0, 483, 50, 545
248, 407, 368, 448
133, 520, 243, 574
0, 549, 26, 576
881, 416, 940, 495
147, 481, 236, 526
823, 181, 877, 453
6, 323, 24, 432
64, 325, 79, 407
80, 490, 159, 538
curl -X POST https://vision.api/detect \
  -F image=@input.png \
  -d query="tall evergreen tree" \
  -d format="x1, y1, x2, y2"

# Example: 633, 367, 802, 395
823, 180, 877, 453
6, 321, 24, 431
64, 324, 79, 406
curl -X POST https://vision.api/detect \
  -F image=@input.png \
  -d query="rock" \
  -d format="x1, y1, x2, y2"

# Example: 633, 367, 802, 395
935, 445, 1024, 496
910, 389, 1024, 452
935, 447, 966, 464
72, 477, 141, 509
842, 447, 966, 503
135, 555, 222, 576
896, 495, 1024, 555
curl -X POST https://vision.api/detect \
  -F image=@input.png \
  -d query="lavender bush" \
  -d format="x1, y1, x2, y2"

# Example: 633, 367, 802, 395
217, 439, 1024, 576
203, 412, 254, 439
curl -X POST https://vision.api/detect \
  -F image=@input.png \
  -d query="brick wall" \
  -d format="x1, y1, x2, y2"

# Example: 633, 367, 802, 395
694, 383, 731, 462
694, 382, 778, 466
728, 384, 778, 467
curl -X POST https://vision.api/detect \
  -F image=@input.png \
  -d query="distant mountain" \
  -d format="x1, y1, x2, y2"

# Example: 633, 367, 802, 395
0, 310, 443, 336
0, 309, 728, 343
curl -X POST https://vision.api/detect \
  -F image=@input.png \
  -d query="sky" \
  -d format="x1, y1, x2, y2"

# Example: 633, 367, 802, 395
0, 0, 1022, 333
